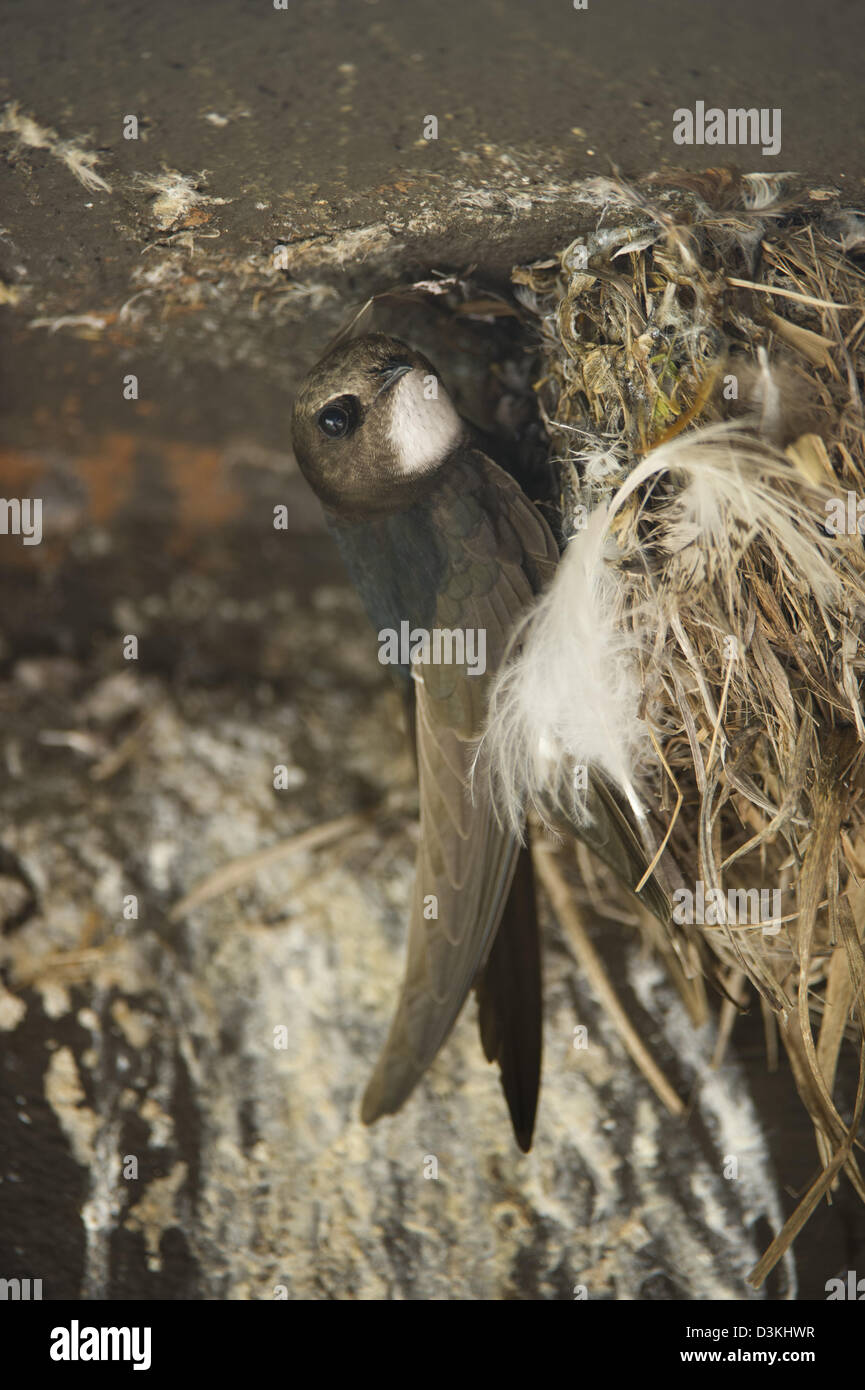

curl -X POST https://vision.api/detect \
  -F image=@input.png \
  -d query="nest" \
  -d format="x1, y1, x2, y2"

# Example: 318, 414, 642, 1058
506, 169, 865, 1281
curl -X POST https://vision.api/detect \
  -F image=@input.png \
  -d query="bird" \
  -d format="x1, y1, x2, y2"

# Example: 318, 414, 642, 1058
291, 332, 669, 1150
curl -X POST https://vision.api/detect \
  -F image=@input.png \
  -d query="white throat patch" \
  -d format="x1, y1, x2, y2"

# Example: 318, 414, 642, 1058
386, 370, 463, 475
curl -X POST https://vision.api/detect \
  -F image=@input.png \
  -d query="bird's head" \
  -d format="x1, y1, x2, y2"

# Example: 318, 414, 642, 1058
291, 333, 464, 516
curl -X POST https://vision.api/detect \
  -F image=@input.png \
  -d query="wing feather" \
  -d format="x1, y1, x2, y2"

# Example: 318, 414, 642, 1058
361, 451, 558, 1125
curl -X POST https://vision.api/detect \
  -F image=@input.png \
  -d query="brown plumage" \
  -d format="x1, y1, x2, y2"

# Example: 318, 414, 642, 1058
291, 332, 667, 1148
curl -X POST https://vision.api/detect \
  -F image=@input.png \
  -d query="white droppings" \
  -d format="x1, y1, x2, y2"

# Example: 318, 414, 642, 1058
0, 101, 112, 192
136, 170, 207, 230
39, 980, 71, 1019
628, 951, 797, 1297
44, 1046, 99, 1167
0, 981, 26, 1030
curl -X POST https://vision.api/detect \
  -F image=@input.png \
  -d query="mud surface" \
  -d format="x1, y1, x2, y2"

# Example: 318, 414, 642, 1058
1, 0, 864, 1302
2, 0, 864, 451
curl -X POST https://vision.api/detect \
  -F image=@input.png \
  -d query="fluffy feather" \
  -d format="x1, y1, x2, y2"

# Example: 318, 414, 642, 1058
609, 420, 850, 614
481, 502, 651, 834
482, 419, 860, 842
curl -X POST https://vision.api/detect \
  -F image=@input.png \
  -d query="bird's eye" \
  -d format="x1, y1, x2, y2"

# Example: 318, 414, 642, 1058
317, 396, 359, 439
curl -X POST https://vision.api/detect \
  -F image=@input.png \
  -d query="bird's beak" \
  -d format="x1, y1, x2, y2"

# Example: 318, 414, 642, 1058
375, 361, 413, 396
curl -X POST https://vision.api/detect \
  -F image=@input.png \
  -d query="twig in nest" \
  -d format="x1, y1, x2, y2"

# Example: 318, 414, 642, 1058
532, 838, 685, 1118
725, 277, 850, 311
748, 1033, 865, 1288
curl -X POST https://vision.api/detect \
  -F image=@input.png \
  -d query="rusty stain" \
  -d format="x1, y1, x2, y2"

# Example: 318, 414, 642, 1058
163, 441, 244, 542
0, 435, 247, 568
76, 432, 136, 523
0, 447, 47, 491
178, 208, 213, 229
0, 448, 53, 569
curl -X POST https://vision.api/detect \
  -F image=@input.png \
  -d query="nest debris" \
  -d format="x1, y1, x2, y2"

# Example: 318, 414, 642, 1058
508, 169, 865, 1282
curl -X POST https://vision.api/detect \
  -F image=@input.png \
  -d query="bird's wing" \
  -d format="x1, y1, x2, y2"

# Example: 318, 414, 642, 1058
475, 840, 542, 1151
361, 451, 558, 1128
576, 775, 674, 927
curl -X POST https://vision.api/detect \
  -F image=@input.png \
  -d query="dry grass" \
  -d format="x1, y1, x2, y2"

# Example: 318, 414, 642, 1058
508, 169, 865, 1282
